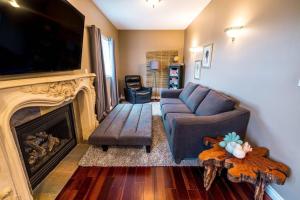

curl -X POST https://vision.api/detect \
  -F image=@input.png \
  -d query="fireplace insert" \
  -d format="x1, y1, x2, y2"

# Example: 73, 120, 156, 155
15, 104, 77, 189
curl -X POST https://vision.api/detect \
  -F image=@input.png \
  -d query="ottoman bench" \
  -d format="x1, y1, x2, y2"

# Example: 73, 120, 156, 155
88, 103, 152, 153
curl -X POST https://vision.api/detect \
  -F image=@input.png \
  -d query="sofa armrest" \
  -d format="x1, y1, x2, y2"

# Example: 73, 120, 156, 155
160, 89, 183, 98
171, 108, 250, 160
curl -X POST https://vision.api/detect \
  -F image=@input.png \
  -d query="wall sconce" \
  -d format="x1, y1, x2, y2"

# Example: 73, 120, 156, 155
224, 26, 244, 42
189, 47, 202, 53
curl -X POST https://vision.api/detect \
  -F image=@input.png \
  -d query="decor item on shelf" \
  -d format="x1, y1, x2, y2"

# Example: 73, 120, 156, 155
168, 65, 183, 89
224, 26, 244, 42
146, 0, 161, 8
173, 56, 180, 63
150, 60, 160, 99
202, 44, 213, 68
194, 60, 201, 80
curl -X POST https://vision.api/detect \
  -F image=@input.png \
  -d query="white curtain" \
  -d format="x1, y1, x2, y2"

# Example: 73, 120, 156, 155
108, 38, 119, 107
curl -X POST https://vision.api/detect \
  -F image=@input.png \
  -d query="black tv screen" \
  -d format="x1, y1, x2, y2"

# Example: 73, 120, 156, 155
0, 0, 85, 75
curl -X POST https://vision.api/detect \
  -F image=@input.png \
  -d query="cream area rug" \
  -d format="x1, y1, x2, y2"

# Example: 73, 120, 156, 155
79, 102, 198, 166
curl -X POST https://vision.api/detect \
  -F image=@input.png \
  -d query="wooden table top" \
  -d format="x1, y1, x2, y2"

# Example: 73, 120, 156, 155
198, 137, 289, 185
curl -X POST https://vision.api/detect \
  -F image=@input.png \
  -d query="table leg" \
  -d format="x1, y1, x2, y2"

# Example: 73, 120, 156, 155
203, 165, 218, 190
254, 177, 267, 200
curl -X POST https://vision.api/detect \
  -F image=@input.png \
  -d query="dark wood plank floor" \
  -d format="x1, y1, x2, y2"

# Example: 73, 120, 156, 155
56, 167, 271, 200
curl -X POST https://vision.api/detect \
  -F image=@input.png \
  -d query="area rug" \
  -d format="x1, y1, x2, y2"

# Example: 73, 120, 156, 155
79, 102, 198, 166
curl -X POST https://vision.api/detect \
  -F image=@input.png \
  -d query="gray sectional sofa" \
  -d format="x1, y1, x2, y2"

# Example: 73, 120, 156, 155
160, 82, 250, 163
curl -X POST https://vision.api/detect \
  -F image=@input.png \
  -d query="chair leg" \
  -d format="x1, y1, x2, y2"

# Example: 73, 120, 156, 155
102, 145, 108, 152
146, 145, 151, 153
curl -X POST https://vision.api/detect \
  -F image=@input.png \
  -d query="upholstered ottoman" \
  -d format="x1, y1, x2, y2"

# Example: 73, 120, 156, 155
88, 103, 152, 153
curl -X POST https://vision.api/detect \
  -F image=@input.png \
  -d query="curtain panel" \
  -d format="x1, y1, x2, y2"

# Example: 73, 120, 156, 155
88, 25, 110, 121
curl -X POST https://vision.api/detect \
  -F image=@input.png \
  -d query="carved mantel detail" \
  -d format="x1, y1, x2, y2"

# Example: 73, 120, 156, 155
21, 79, 81, 99
0, 73, 98, 200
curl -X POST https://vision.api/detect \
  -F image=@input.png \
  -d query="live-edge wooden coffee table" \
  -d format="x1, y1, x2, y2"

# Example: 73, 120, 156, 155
198, 137, 289, 200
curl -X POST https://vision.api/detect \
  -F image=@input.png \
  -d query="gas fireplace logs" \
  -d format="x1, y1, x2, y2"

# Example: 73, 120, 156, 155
25, 131, 61, 167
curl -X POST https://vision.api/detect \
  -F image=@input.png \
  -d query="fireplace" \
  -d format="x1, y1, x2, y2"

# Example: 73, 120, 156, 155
0, 73, 98, 199
14, 104, 77, 189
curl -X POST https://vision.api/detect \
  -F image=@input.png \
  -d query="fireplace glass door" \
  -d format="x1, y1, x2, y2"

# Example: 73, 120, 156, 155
15, 104, 77, 189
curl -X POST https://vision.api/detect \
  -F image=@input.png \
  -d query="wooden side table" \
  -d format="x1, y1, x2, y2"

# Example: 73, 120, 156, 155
198, 137, 289, 200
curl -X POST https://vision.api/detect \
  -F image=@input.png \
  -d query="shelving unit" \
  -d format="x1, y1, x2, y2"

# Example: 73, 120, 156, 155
168, 64, 184, 89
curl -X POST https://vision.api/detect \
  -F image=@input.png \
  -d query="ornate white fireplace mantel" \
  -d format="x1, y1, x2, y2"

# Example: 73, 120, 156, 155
0, 73, 98, 200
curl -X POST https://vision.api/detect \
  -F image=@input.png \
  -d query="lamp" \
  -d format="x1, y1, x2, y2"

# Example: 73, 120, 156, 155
146, 0, 162, 8
150, 60, 160, 100
150, 60, 160, 70
224, 26, 244, 42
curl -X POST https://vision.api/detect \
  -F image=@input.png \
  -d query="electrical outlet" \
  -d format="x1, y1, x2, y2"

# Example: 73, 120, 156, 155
298, 80, 300, 87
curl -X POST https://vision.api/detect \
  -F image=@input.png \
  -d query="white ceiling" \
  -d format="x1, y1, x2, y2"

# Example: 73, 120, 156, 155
93, 0, 211, 30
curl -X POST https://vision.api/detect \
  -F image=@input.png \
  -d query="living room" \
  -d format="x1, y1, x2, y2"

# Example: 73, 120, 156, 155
0, 0, 298, 200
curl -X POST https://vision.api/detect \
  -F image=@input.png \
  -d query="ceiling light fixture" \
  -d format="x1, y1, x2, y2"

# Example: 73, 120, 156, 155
146, 0, 162, 8
9, 0, 20, 8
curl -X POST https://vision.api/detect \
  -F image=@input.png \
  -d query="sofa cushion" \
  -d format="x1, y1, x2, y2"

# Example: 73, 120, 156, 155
166, 113, 196, 134
185, 86, 210, 112
161, 104, 192, 119
179, 82, 198, 103
160, 98, 184, 107
195, 90, 236, 116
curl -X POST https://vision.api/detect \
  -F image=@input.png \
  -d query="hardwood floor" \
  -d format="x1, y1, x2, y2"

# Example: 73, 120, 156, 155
56, 167, 271, 200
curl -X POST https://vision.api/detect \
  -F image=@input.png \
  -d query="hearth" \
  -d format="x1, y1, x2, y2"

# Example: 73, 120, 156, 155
14, 104, 77, 189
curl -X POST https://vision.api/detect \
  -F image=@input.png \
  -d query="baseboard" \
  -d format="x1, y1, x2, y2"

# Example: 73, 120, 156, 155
266, 185, 284, 200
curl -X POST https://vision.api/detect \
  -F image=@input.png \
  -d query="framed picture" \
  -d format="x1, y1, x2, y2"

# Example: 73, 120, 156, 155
202, 44, 213, 68
194, 60, 201, 80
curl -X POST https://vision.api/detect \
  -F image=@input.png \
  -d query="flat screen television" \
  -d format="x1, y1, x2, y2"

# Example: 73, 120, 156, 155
0, 0, 85, 75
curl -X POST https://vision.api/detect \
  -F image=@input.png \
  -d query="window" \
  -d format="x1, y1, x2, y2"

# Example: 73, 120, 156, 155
101, 35, 113, 77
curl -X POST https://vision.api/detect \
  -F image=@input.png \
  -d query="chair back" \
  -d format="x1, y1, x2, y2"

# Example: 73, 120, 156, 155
125, 75, 142, 90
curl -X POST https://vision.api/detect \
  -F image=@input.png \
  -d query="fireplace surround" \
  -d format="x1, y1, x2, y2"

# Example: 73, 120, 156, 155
0, 73, 98, 200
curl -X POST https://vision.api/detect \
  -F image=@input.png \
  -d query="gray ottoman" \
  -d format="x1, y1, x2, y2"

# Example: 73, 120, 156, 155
88, 103, 152, 153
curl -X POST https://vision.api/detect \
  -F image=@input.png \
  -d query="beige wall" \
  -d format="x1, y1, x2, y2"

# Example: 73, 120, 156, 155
68, 0, 119, 77
119, 30, 184, 93
184, 0, 300, 199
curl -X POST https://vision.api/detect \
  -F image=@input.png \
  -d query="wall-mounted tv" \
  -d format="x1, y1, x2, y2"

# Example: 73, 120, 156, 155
0, 0, 85, 75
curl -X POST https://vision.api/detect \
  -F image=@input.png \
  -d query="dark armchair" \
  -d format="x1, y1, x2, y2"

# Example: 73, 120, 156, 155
124, 75, 152, 104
